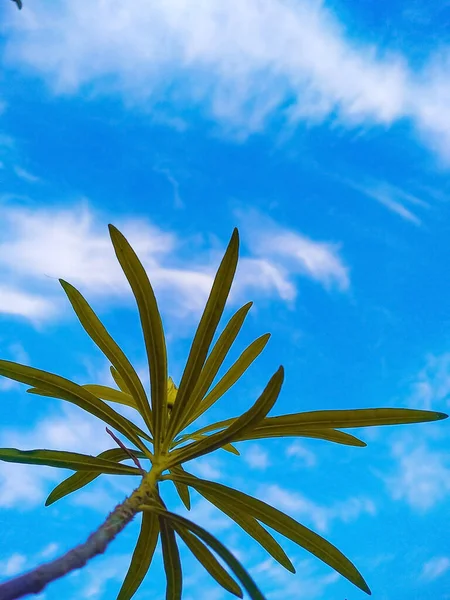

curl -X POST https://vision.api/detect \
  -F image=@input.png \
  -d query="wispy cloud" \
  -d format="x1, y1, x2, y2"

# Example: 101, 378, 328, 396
0, 202, 349, 325
383, 438, 450, 511
259, 483, 375, 533
243, 443, 270, 470
285, 441, 317, 468
237, 210, 350, 293
421, 556, 450, 581
5, 0, 450, 157
0, 553, 27, 577
409, 353, 450, 411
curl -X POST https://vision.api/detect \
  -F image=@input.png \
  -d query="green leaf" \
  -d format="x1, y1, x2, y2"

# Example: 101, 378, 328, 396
164, 229, 239, 445
111, 366, 131, 394
26, 386, 153, 444
236, 425, 367, 447
201, 490, 295, 573
0, 448, 142, 475
159, 516, 183, 600
59, 279, 153, 434
117, 511, 160, 600
174, 525, 243, 598
0, 360, 151, 455
82, 385, 136, 408
170, 473, 371, 595
178, 302, 252, 431
167, 377, 178, 411
222, 443, 240, 455
109, 225, 168, 452
143, 507, 267, 600
262, 408, 448, 429
167, 367, 283, 468
170, 465, 191, 510
189, 333, 270, 426
45, 448, 147, 506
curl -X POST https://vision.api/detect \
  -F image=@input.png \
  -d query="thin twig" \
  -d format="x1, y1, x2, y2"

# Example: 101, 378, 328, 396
105, 427, 146, 474
0, 483, 150, 600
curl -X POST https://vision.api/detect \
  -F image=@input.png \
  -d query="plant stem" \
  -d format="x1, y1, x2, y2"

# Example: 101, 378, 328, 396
0, 469, 161, 600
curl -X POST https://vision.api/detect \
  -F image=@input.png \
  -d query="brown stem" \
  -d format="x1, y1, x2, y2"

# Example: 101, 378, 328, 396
0, 476, 155, 600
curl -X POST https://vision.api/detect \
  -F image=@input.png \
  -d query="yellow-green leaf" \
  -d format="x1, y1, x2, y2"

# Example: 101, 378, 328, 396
170, 465, 191, 510
0, 360, 151, 456
26, 386, 153, 444
263, 408, 448, 429
117, 511, 159, 600
178, 302, 252, 432
109, 225, 168, 453
159, 516, 182, 600
170, 473, 371, 595
167, 377, 178, 411
201, 490, 295, 573
189, 333, 270, 426
45, 448, 147, 506
167, 367, 283, 469
236, 425, 367, 447
111, 366, 131, 394
175, 525, 243, 597
143, 507, 266, 600
0, 448, 142, 475
82, 385, 136, 408
164, 229, 239, 445
59, 279, 153, 434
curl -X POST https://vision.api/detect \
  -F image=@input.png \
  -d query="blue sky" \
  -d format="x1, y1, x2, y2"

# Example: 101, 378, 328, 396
0, 1, 450, 599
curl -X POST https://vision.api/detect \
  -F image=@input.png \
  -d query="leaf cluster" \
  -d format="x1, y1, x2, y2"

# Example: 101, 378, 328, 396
0, 225, 447, 600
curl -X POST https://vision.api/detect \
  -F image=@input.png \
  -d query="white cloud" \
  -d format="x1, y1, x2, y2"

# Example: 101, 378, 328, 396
189, 456, 223, 480
4, 0, 450, 156
409, 353, 450, 411
237, 210, 349, 292
178, 498, 231, 534
0, 284, 55, 321
0, 203, 348, 326
285, 441, 317, 468
0, 553, 27, 577
243, 444, 270, 470
384, 439, 450, 511
251, 557, 339, 600
421, 556, 450, 581
0, 404, 122, 509
346, 180, 429, 226
260, 484, 375, 533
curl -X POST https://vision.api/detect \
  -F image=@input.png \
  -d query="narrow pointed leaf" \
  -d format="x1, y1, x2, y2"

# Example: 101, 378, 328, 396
236, 426, 367, 447
178, 302, 252, 431
0, 360, 150, 455
59, 279, 153, 433
0, 448, 142, 475
143, 507, 266, 600
165, 229, 239, 444
82, 385, 136, 408
45, 448, 147, 506
111, 365, 131, 394
167, 367, 283, 468
170, 473, 371, 595
26, 386, 153, 444
109, 225, 167, 452
170, 465, 191, 510
117, 511, 159, 600
222, 443, 240, 455
175, 525, 243, 597
189, 333, 270, 426
262, 408, 448, 429
159, 516, 182, 600
201, 490, 295, 573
